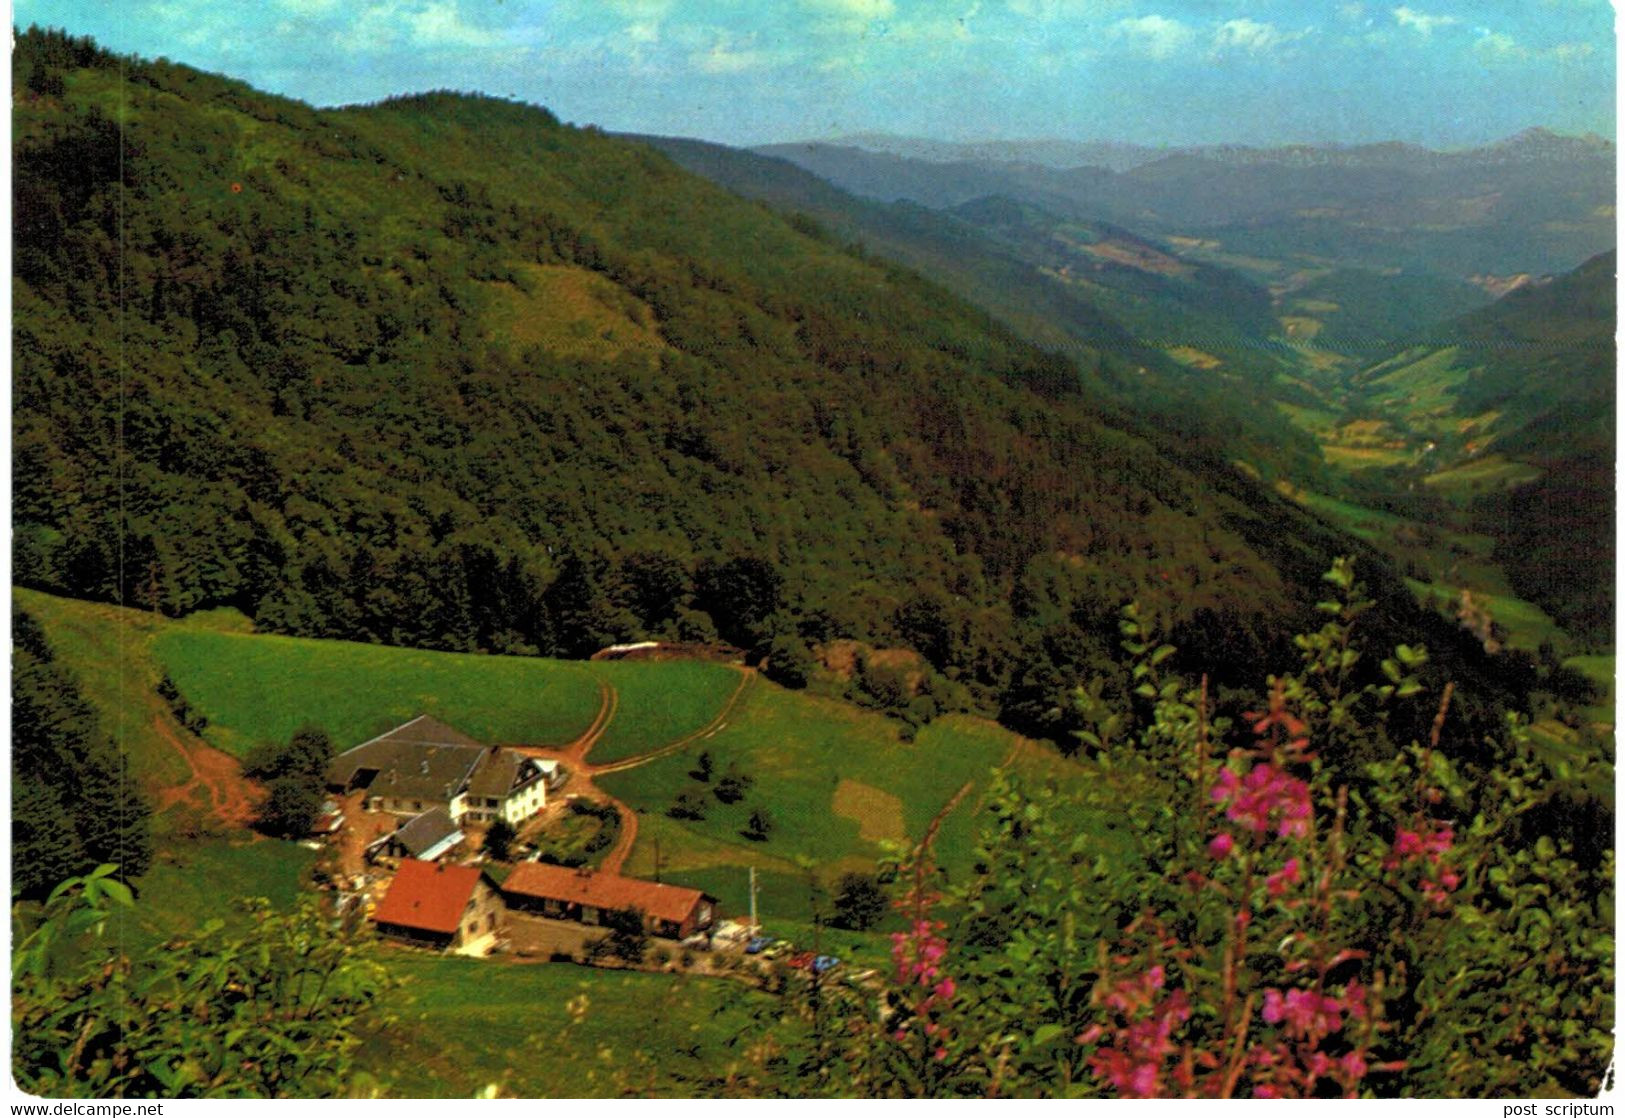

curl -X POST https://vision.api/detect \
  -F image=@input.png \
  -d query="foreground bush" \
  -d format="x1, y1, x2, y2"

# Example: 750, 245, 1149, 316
723, 561, 1612, 1098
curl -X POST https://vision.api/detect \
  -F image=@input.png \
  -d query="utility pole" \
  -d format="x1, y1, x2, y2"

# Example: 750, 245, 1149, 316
749, 865, 758, 936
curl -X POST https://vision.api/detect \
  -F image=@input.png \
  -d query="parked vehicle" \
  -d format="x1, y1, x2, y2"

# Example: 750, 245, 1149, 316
811, 955, 841, 974
745, 935, 774, 954
786, 951, 816, 970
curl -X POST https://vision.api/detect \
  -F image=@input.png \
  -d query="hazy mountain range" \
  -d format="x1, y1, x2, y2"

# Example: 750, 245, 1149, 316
757, 128, 1615, 278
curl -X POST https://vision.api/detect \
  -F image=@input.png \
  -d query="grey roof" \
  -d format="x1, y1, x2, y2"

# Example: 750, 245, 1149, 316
328, 715, 485, 803
464, 748, 545, 800
383, 808, 463, 859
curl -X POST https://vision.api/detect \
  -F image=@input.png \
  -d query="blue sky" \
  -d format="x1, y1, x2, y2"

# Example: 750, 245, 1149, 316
17, 0, 1616, 148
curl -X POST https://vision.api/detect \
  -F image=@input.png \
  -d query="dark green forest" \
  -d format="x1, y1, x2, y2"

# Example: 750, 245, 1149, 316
13, 28, 1532, 744
12, 606, 152, 897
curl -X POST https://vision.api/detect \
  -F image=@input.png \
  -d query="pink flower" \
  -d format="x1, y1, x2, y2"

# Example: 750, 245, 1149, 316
1129, 1064, 1157, 1097
1342, 979, 1368, 1021
1262, 988, 1342, 1039
1340, 1051, 1368, 1080
1211, 762, 1313, 839
1266, 857, 1301, 897
1208, 832, 1235, 858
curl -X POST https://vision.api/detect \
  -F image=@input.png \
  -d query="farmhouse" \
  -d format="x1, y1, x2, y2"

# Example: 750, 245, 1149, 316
371, 858, 504, 952
502, 862, 718, 940
461, 748, 549, 825
327, 714, 559, 825
367, 807, 464, 863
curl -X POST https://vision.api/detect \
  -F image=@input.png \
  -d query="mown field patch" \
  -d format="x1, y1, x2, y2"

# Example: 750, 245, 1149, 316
482, 262, 666, 363
14, 589, 193, 808
596, 686, 1010, 876
832, 779, 906, 844
1422, 455, 1543, 493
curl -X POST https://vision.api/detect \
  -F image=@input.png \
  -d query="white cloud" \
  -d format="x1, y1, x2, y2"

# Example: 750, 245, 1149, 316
1112, 14, 1195, 59
1473, 29, 1520, 58
410, 2, 500, 48
1471, 28, 1597, 64
691, 33, 776, 74
801, 0, 896, 20
1211, 18, 1307, 56
1392, 6, 1457, 35
1546, 41, 1597, 60
1008, 0, 1129, 16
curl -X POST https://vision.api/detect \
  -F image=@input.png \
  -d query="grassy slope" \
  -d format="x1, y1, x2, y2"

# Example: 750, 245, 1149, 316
114, 839, 319, 952
584, 660, 744, 763
26, 585, 1041, 914
599, 691, 1012, 873
155, 630, 603, 757
355, 956, 758, 1098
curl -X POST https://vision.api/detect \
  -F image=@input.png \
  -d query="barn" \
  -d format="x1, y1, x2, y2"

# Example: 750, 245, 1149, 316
501, 863, 718, 940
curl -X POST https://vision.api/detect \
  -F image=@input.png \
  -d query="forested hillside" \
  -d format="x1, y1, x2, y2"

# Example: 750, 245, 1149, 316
14, 28, 1514, 743
633, 134, 1324, 484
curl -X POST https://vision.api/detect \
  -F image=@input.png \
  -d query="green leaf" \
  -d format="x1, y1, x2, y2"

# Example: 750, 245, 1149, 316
1032, 1023, 1066, 1046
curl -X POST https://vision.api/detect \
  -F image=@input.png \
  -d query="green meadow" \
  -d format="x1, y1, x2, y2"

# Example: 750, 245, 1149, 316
355, 956, 759, 1097
597, 692, 1012, 875
153, 628, 605, 757
584, 659, 745, 763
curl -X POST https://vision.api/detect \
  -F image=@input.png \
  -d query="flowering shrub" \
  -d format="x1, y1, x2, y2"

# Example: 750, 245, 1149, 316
726, 560, 1611, 1099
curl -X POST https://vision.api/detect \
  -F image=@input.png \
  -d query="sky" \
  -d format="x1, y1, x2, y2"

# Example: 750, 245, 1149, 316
15, 0, 1618, 149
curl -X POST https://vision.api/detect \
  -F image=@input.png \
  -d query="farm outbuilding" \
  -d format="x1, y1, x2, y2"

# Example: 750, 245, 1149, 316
367, 807, 464, 863
501, 863, 718, 940
371, 859, 504, 952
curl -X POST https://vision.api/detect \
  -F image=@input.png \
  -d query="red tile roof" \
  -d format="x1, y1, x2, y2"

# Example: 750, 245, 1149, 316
503, 863, 711, 925
372, 859, 485, 935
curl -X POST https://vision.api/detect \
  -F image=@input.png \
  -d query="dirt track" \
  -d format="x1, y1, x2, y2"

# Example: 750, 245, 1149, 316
151, 714, 261, 829
506, 668, 753, 874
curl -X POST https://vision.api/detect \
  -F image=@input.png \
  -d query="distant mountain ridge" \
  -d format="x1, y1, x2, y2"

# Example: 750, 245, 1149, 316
823, 127, 1614, 172
756, 129, 1614, 279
